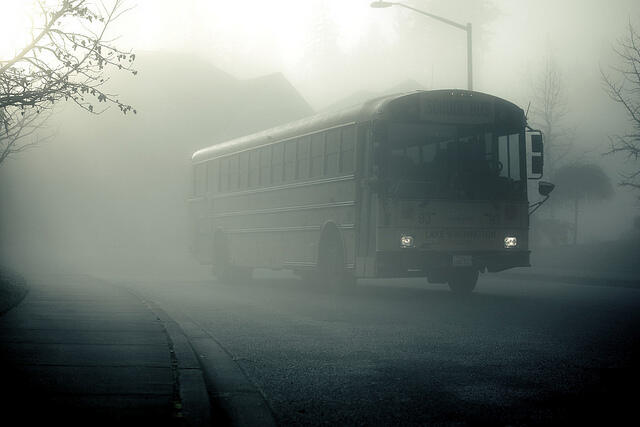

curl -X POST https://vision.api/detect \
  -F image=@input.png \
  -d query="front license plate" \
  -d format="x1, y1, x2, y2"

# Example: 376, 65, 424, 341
452, 255, 472, 267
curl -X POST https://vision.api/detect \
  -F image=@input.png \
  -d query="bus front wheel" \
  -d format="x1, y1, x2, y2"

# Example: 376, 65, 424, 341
447, 268, 478, 294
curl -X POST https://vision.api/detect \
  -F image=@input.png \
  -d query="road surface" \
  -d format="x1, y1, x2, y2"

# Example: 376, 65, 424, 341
127, 272, 640, 425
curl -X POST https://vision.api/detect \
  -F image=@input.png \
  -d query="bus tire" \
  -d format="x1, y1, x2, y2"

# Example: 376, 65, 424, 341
447, 268, 479, 294
316, 223, 352, 290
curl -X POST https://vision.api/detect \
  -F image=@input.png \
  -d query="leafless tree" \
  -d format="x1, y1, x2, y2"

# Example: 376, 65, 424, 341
602, 20, 640, 194
529, 53, 573, 178
0, 0, 136, 165
0, 108, 53, 164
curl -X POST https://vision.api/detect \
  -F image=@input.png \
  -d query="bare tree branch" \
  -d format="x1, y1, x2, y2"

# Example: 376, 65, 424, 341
529, 52, 573, 178
0, 0, 136, 165
602, 19, 640, 194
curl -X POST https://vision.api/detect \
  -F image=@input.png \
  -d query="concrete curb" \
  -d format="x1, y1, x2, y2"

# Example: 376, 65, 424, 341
490, 271, 639, 289
118, 287, 213, 426
154, 306, 277, 427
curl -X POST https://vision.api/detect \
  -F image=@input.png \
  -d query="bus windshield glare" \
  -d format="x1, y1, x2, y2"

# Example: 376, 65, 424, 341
381, 122, 525, 200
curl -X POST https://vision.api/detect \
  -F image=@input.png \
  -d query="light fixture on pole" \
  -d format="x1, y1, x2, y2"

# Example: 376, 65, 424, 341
370, 1, 473, 91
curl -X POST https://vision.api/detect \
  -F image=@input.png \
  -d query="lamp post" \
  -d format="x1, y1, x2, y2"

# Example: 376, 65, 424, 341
370, 1, 473, 91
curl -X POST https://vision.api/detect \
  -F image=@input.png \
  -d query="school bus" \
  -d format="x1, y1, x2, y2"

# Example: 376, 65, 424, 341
188, 90, 548, 293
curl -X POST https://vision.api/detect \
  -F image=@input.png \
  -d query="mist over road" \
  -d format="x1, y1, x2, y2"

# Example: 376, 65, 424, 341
128, 274, 639, 425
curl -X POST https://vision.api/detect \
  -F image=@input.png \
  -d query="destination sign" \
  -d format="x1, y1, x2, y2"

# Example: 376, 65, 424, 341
420, 98, 494, 124
425, 229, 498, 241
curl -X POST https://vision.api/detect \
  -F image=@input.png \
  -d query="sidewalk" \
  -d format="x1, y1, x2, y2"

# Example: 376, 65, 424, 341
0, 274, 210, 426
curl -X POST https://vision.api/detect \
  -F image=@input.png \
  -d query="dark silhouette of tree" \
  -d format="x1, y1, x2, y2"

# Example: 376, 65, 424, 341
552, 163, 614, 244
602, 21, 640, 196
0, 0, 136, 165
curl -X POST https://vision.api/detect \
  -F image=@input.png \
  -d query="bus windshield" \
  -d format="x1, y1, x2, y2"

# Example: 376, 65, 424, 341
381, 122, 525, 200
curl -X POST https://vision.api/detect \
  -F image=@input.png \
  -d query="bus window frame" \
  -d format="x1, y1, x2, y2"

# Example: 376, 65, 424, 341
298, 135, 311, 180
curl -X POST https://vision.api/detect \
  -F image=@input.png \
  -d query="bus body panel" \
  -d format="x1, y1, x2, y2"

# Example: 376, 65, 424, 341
213, 177, 357, 270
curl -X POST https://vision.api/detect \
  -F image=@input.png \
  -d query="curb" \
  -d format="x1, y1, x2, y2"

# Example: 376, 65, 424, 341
117, 286, 213, 426
490, 271, 639, 289
154, 306, 278, 427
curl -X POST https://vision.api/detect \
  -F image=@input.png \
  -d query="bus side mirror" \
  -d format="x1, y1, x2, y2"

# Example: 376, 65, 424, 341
531, 156, 543, 175
531, 134, 543, 154
538, 181, 554, 196
528, 132, 544, 178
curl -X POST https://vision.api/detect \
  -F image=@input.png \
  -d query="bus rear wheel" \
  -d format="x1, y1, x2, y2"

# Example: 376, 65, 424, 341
316, 230, 353, 291
447, 268, 478, 294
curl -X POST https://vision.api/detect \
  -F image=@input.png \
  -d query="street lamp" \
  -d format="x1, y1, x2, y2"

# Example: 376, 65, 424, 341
370, 1, 473, 91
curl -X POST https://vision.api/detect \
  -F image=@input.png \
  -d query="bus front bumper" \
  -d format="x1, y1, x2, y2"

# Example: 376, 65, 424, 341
375, 249, 530, 278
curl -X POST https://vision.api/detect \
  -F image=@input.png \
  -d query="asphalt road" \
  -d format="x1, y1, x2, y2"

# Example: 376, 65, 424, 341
129, 272, 640, 426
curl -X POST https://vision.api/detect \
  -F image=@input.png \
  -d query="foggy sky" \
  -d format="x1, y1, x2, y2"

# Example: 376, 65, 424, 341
112, 1, 639, 106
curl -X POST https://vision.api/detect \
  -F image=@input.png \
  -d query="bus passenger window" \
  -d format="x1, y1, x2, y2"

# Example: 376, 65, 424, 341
249, 150, 259, 187
406, 146, 420, 165
207, 160, 218, 193
421, 144, 436, 164
340, 126, 355, 173
220, 157, 229, 192
272, 143, 284, 184
229, 155, 239, 190
298, 136, 310, 180
325, 129, 340, 176
239, 152, 249, 189
498, 135, 509, 178
284, 140, 297, 182
194, 164, 206, 196
310, 133, 324, 178
259, 146, 271, 186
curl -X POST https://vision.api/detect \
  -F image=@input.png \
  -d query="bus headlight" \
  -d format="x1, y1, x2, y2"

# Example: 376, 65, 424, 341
504, 236, 518, 248
400, 235, 414, 248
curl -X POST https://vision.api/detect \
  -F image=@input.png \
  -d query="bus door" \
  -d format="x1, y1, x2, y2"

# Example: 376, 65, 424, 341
356, 121, 378, 277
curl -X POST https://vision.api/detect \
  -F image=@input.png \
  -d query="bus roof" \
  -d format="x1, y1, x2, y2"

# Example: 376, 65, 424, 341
191, 90, 522, 164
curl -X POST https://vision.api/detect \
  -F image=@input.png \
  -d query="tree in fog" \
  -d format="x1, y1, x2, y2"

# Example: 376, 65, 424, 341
552, 163, 614, 245
602, 21, 640, 197
0, 0, 136, 165
529, 53, 572, 179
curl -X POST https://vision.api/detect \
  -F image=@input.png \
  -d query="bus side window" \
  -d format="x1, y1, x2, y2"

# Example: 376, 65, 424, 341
325, 129, 340, 176
284, 139, 297, 182
220, 157, 229, 192
194, 164, 206, 196
260, 146, 271, 187
498, 135, 509, 178
298, 136, 310, 180
249, 149, 259, 188
421, 143, 436, 164
229, 155, 239, 191
272, 143, 284, 184
310, 133, 324, 178
340, 126, 355, 173
239, 151, 249, 189
207, 159, 218, 194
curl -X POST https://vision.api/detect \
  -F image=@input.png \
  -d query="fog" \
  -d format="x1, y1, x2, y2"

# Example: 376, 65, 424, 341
1, 0, 640, 279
